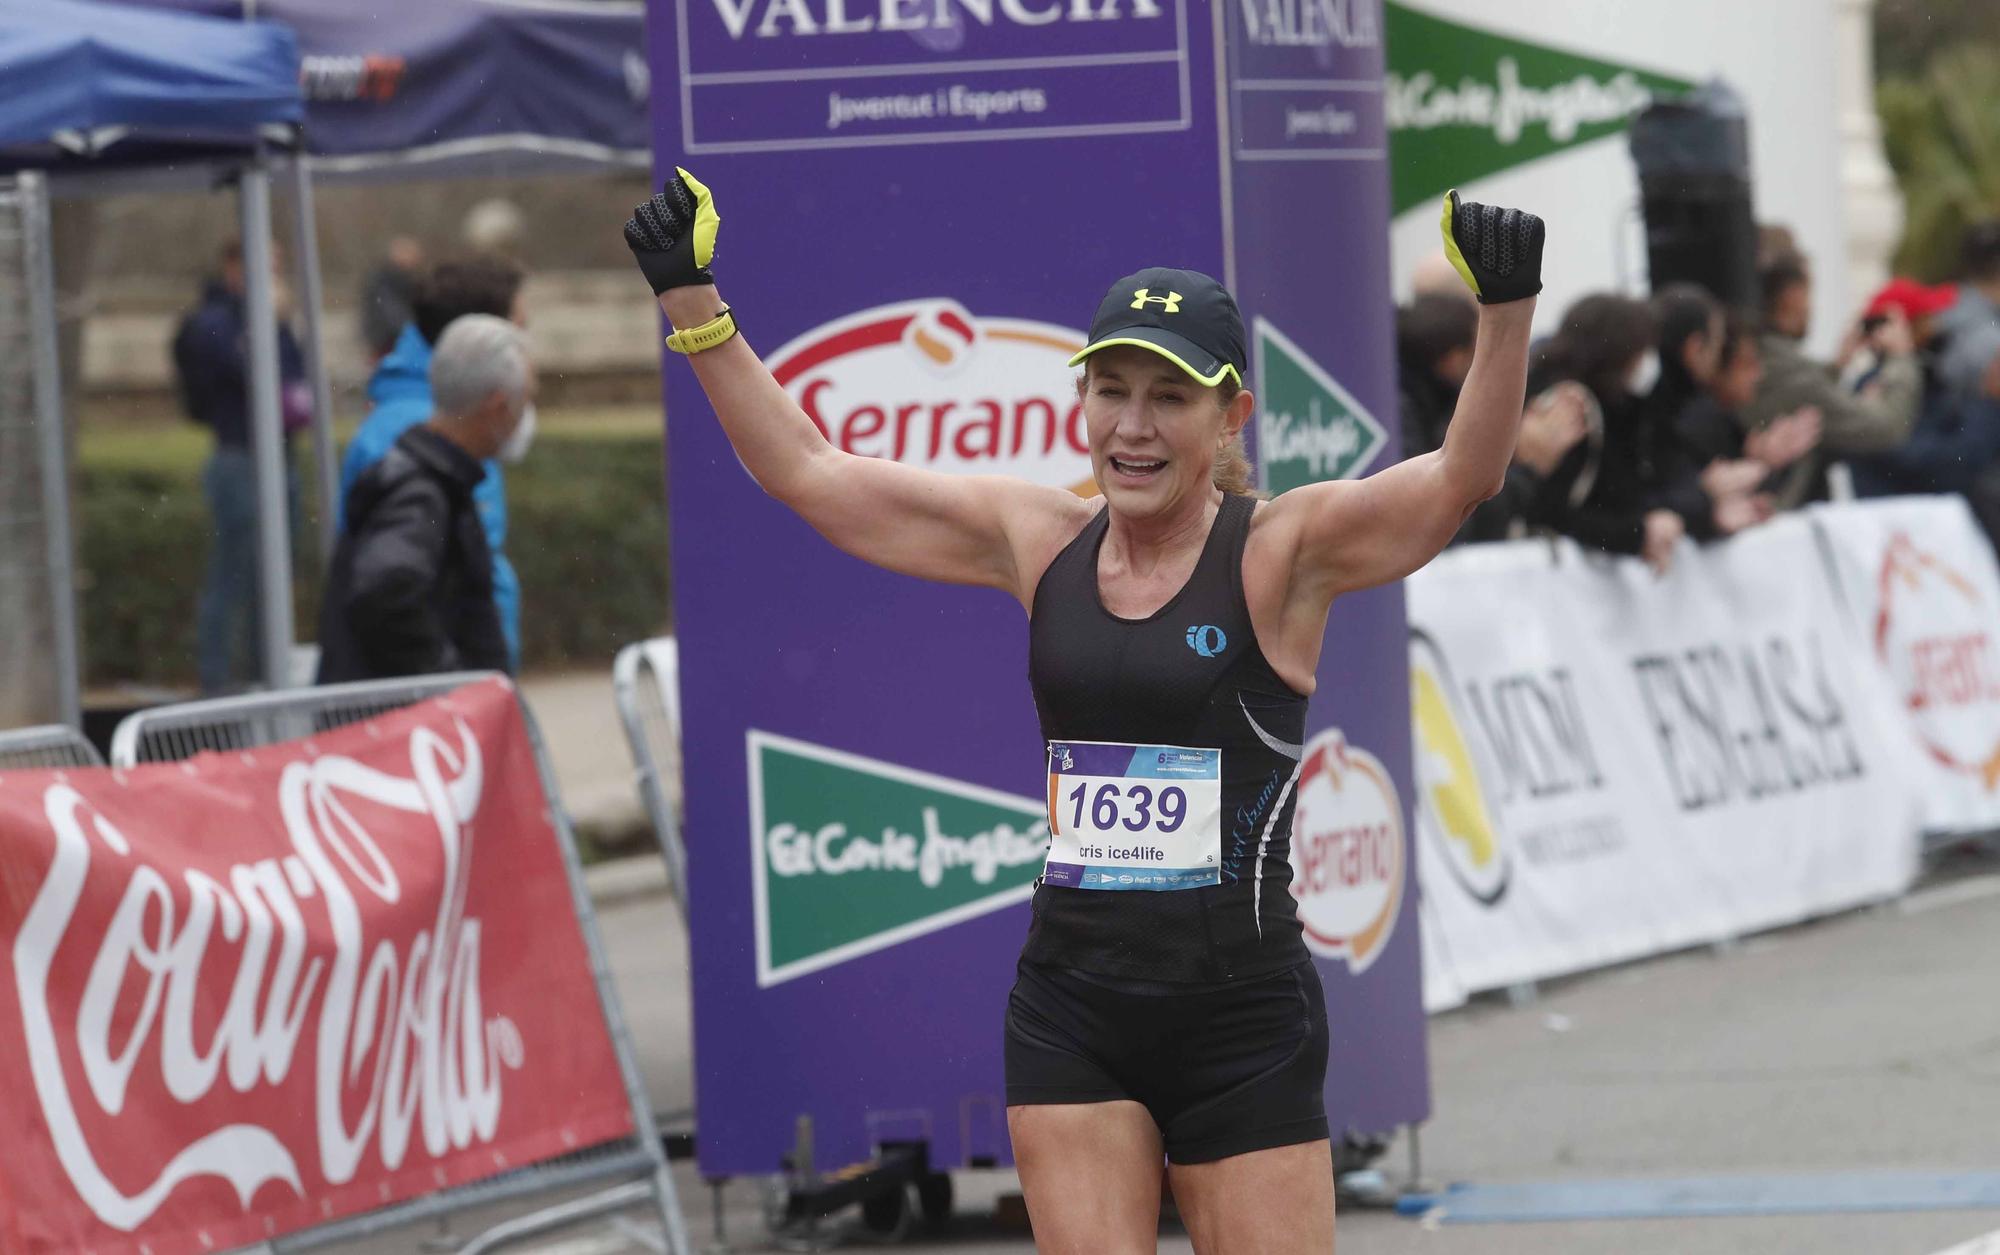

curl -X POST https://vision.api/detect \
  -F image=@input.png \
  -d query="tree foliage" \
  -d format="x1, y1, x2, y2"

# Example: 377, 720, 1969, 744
1877, 45, 2000, 281
1875, 0, 2000, 81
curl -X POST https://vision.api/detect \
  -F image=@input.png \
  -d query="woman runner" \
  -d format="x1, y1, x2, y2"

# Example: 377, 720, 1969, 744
625, 170, 1544, 1254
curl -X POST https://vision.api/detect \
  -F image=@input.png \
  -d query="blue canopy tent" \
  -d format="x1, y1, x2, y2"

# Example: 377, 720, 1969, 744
0, 0, 301, 164
0, 0, 305, 720
115, 0, 649, 176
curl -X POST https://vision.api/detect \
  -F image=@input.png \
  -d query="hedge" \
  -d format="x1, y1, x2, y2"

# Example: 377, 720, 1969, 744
77, 422, 670, 689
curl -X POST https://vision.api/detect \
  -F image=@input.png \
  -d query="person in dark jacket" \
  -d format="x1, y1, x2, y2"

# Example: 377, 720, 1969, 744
317, 315, 536, 683
1639, 284, 1780, 541
1530, 294, 1689, 571
1397, 293, 1586, 542
1677, 316, 1824, 472
171, 237, 309, 694
341, 255, 528, 666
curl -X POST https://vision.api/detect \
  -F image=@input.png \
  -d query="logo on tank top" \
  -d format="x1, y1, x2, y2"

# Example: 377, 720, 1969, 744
1290, 727, 1404, 976
1185, 624, 1228, 657
765, 299, 1100, 496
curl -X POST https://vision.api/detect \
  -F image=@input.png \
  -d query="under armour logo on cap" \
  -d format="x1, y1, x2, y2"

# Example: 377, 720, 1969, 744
1073, 267, 1246, 388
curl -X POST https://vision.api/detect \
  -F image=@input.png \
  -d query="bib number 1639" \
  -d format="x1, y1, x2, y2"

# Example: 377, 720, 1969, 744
1063, 781, 1187, 835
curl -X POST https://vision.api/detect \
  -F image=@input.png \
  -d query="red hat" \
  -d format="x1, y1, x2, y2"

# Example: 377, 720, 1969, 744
1866, 277, 1957, 320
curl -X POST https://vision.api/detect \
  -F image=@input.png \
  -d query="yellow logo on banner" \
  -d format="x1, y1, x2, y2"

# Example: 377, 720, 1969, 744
1410, 632, 1509, 904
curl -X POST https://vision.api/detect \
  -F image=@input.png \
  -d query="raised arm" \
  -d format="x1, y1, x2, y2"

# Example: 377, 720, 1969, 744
627, 171, 1083, 606
1262, 193, 1543, 599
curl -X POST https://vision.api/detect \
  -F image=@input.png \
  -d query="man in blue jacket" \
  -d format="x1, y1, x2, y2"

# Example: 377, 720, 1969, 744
340, 256, 526, 665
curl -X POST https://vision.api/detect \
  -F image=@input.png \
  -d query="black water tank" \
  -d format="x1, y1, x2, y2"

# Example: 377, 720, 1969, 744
1628, 80, 1758, 310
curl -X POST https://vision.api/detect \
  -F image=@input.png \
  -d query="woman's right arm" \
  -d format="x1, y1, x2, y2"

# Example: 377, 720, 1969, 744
632, 175, 1087, 608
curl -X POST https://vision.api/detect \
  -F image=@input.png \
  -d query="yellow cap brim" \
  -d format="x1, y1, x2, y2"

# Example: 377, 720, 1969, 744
1068, 329, 1241, 387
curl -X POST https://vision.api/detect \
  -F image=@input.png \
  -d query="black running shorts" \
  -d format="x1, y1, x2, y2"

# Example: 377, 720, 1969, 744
1003, 959, 1330, 1164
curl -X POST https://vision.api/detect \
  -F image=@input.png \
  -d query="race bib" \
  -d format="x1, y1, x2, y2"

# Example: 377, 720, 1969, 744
1043, 741, 1222, 891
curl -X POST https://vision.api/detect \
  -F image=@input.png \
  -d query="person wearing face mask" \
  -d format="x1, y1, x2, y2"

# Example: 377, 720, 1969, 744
341, 255, 530, 668
1527, 294, 1692, 573
316, 315, 534, 683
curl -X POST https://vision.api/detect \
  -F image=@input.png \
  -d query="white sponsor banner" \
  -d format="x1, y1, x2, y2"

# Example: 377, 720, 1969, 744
1408, 515, 1924, 1001
1810, 496, 2000, 837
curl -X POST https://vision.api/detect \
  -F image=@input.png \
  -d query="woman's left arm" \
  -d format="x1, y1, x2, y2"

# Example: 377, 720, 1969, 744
1272, 298, 1534, 597
1262, 194, 1542, 600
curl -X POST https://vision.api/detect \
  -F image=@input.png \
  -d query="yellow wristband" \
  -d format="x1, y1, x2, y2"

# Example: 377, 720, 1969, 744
665, 306, 738, 354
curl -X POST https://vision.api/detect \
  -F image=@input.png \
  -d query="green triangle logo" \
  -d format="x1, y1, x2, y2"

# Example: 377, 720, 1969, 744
1384, 0, 1694, 215
1254, 317, 1387, 494
748, 730, 1049, 987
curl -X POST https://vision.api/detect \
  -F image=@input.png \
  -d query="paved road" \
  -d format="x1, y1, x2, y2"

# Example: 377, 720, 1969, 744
350, 858, 2000, 1255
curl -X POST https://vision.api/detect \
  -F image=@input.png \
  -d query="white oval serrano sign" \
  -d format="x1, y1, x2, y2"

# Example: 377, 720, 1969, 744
767, 298, 1097, 495
1290, 727, 1404, 976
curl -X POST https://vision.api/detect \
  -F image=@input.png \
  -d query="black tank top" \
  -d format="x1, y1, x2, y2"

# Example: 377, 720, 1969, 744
1024, 493, 1311, 982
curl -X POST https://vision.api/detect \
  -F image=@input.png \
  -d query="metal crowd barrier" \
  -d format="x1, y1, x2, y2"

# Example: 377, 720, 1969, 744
108, 674, 693, 1255
612, 638, 688, 911
0, 723, 102, 770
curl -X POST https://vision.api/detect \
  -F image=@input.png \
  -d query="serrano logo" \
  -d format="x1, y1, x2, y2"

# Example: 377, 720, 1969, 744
768, 299, 1096, 495
1409, 629, 1509, 904
1876, 532, 2000, 788
1290, 727, 1403, 975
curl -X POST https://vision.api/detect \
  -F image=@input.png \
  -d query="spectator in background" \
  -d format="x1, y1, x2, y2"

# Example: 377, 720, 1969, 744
1744, 254, 1921, 508
318, 316, 536, 684
1640, 284, 1781, 539
341, 256, 527, 667
1849, 277, 2000, 506
1757, 223, 1802, 271
1678, 315, 1823, 474
1935, 220, 2000, 399
358, 236, 425, 362
1529, 294, 1691, 573
1397, 294, 1476, 451
171, 237, 309, 694
1397, 293, 1585, 541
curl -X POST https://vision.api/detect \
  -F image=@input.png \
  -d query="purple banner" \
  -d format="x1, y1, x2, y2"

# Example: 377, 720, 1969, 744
651, 0, 1427, 1176
674, 0, 1191, 153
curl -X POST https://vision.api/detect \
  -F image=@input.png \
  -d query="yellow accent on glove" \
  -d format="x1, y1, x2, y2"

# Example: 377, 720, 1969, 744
677, 165, 721, 271
1440, 190, 1481, 299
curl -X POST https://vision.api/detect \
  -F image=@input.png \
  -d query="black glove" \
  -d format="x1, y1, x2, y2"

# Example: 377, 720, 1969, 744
1441, 189, 1544, 305
624, 166, 720, 294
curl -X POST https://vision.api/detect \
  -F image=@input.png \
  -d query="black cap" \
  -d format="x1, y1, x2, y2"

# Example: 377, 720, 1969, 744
1069, 267, 1246, 387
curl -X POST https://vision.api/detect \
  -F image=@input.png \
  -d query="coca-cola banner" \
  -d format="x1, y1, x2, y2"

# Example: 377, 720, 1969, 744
653, 0, 1429, 1175
0, 678, 634, 1255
